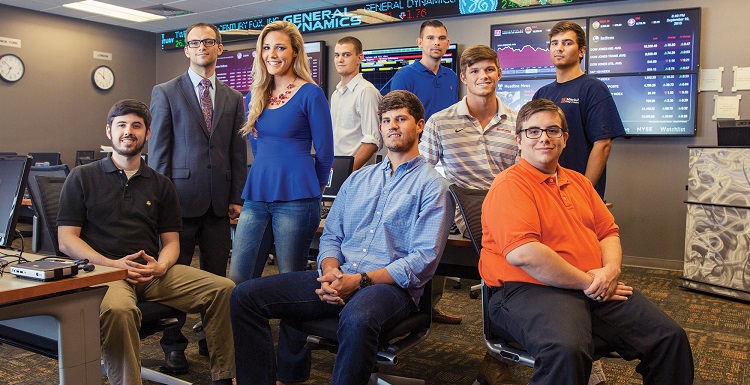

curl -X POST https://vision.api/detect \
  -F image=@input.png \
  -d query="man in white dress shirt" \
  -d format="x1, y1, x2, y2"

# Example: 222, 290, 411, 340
330, 36, 383, 171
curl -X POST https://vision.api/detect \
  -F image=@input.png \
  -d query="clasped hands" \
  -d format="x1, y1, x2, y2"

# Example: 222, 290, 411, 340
316, 267, 360, 306
584, 265, 633, 302
116, 251, 168, 285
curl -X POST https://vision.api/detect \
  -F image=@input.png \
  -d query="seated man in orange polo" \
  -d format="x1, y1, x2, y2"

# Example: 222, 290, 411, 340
480, 98, 693, 385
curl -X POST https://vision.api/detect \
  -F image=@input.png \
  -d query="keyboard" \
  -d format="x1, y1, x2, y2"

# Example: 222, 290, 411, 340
321, 206, 330, 219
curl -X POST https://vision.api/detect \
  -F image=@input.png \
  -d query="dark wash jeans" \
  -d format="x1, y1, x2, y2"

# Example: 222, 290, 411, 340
230, 270, 416, 385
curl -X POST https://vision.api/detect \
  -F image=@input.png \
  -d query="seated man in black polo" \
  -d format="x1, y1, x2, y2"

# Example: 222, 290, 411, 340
57, 99, 235, 385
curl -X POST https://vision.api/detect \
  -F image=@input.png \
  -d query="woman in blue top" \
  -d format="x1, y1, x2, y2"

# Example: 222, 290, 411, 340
230, 21, 334, 284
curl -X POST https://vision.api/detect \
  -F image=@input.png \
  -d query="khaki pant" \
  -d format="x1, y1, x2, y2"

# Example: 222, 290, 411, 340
99, 264, 235, 385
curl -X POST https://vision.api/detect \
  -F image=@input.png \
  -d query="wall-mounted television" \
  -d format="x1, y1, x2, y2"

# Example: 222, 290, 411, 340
0, 155, 32, 248
216, 40, 327, 95
360, 44, 459, 96
589, 8, 700, 136
491, 8, 700, 137
490, 19, 586, 79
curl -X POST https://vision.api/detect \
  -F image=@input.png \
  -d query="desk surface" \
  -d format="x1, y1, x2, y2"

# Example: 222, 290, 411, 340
0, 253, 127, 304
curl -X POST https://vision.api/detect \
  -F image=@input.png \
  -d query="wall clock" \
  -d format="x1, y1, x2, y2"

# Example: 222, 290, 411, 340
92, 65, 115, 91
0, 53, 25, 83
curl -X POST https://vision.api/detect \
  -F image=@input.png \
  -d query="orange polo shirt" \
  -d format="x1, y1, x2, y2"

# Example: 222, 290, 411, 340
479, 158, 619, 287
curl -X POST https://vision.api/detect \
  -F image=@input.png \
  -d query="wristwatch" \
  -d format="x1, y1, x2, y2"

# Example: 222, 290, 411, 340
359, 272, 372, 289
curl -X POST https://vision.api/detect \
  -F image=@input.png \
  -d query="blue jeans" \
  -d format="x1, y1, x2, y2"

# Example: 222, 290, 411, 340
229, 198, 320, 284
230, 270, 416, 385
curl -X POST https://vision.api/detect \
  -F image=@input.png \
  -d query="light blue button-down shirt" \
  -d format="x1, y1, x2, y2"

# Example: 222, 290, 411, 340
317, 155, 455, 305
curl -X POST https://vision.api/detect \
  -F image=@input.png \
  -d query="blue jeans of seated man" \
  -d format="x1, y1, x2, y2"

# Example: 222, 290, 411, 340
230, 270, 416, 385
229, 198, 320, 284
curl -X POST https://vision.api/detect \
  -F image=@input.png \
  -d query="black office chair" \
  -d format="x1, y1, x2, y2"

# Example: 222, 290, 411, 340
287, 280, 433, 384
23, 165, 70, 253
75, 150, 96, 166
28, 152, 62, 166
449, 184, 536, 368
31, 175, 191, 385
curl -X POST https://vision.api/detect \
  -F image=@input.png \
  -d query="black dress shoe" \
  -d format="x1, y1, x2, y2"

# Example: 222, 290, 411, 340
198, 338, 209, 357
161, 350, 189, 374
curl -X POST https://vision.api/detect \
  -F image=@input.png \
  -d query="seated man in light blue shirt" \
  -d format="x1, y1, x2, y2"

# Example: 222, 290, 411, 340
229, 90, 455, 385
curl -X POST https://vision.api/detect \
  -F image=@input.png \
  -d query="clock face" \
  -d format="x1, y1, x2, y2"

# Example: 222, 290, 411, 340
0, 54, 25, 83
92, 65, 115, 90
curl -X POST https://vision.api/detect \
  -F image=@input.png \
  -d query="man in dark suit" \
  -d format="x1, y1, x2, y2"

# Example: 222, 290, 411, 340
149, 22, 247, 373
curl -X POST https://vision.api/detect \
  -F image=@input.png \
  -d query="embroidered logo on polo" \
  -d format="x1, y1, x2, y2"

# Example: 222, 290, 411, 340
560, 97, 580, 104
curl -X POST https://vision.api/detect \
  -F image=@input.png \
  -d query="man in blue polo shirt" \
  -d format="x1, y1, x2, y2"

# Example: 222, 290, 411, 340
390, 19, 459, 121
390, 18, 461, 324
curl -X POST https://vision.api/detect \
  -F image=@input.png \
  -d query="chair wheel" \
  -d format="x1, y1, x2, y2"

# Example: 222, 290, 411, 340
453, 282, 462, 289
267, 255, 275, 265
470, 291, 479, 299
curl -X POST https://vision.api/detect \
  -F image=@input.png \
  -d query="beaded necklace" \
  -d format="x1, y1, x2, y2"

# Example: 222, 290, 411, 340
268, 80, 297, 106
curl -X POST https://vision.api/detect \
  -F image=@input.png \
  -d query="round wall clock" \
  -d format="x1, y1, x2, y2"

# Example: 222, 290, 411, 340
0, 53, 25, 83
92, 65, 115, 90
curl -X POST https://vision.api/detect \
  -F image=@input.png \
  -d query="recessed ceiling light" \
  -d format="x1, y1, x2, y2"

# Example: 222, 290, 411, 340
63, 0, 166, 22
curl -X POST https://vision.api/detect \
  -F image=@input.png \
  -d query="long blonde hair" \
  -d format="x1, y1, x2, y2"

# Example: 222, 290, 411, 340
241, 21, 316, 137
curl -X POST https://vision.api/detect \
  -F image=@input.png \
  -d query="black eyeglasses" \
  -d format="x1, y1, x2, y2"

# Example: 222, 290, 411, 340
187, 39, 218, 48
522, 128, 565, 139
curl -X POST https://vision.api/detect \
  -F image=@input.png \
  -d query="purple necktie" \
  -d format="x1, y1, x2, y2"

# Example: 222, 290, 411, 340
200, 78, 213, 135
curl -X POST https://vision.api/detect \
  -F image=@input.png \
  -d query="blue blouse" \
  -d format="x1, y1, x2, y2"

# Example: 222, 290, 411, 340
242, 83, 334, 202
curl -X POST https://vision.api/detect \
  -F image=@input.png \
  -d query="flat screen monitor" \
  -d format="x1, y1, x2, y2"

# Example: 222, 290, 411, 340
597, 73, 698, 136
322, 156, 354, 201
588, 8, 700, 75
490, 19, 586, 79
216, 41, 327, 95
360, 44, 459, 96
496, 78, 554, 112
0, 155, 32, 247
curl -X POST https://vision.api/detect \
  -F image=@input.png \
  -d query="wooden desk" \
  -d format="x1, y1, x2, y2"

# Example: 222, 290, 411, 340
0, 253, 126, 384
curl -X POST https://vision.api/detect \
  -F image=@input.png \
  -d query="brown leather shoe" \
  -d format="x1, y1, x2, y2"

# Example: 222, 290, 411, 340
476, 352, 513, 385
432, 308, 462, 324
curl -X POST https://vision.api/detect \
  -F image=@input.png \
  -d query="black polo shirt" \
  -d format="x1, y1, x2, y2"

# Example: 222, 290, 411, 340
58, 156, 182, 261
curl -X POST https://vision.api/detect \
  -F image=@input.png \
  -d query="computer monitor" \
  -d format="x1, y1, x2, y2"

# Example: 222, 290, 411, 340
28, 152, 62, 166
322, 156, 354, 201
0, 155, 33, 248
717, 120, 750, 146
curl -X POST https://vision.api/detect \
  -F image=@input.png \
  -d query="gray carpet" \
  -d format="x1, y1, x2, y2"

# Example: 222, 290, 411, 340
2, 242, 749, 384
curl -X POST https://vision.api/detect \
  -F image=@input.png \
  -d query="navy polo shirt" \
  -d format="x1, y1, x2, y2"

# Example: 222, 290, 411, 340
58, 156, 182, 261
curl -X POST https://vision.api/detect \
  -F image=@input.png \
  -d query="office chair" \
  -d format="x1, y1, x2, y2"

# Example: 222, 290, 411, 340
449, 184, 537, 369
31, 175, 191, 385
28, 152, 62, 166
24, 165, 70, 253
75, 150, 96, 166
287, 280, 433, 385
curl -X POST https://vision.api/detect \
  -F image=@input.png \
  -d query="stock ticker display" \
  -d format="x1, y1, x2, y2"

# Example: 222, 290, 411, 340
160, 0, 610, 50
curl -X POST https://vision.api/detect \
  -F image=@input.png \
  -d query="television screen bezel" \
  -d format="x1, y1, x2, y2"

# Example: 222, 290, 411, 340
0, 155, 32, 248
